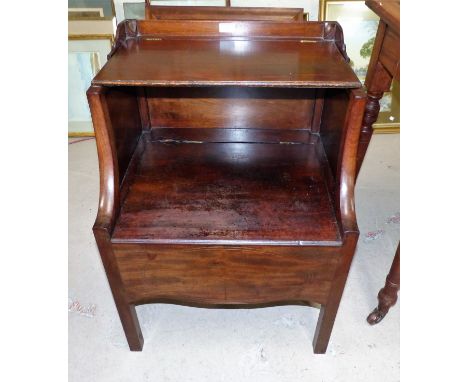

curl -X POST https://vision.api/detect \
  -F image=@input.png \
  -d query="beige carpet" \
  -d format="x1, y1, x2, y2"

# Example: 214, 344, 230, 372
69, 134, 399, 382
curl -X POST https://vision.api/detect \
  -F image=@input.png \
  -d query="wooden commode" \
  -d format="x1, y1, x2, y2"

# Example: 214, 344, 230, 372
88, 19, 365, 354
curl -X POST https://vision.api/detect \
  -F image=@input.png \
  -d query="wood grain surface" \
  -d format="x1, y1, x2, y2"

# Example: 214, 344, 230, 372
146, 87, 316, 130
114, 244, 340, 306
146, 5, 305, 22
93, 20, 360, 88
88, 18, 364, 353
112, 138, 341, 245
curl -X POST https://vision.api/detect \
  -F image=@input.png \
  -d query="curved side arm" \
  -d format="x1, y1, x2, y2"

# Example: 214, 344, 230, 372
337, 88, 366, 235
87, 85, 120, 233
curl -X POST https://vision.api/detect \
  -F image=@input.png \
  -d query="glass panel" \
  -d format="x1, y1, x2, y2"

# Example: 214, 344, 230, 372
68, 0, 115, 18
68, 39, 112, 134
123, 1, 229, 20
68, 52, 99, 124
124, 2, 145, 19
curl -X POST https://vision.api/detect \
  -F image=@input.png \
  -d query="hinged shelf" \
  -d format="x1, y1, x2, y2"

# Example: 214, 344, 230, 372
92, 20, 361, 88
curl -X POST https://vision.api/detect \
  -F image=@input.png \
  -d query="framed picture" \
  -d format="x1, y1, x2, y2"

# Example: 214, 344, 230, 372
68, 0, 116, 19
117, 1, 228, 23
68, 1, 116, 136
319, 0, 399, 131
68, 8, 105, 18
68, 37, 113, 136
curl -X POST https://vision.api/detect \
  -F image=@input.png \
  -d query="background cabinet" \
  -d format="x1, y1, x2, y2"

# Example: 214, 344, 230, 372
116, 0, 319, 22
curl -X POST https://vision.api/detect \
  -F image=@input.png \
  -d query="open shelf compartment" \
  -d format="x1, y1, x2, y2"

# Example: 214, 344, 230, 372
112, 130, 341, 246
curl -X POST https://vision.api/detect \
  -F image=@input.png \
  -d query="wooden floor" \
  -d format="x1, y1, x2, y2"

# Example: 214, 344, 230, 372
112, 134, 341, 245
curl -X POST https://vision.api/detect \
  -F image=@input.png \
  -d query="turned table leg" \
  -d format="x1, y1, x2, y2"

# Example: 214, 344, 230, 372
356, 91, 384, 175
367, 244, 400, 325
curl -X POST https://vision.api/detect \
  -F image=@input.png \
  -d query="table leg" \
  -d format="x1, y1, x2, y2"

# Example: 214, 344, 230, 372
367, 243, 400, 325
356, 91, 384, 176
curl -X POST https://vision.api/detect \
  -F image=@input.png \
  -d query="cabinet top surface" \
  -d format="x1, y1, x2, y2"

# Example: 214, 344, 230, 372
93, 20, 361, 88
365, 0, 400, 31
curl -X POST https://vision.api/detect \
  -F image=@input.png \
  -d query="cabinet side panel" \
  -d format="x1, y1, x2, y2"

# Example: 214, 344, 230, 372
319, 89, 349, 180
105, 87, 142, 184
146, 87, 315, 130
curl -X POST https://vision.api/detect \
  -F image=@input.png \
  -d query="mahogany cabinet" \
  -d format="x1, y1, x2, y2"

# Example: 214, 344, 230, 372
88, 19, 365, 354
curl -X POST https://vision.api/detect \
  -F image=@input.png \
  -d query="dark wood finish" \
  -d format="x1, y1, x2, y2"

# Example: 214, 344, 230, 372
145, 5, 305, 22
134, 19, 325, 39
150, 127, 316, 144
320, 89, 349, 181
96, 20, 357, 88
114, 244, 340, 306
87, 86, 144, 351
136, 87, 150, 131
357, 1, 399, 174
367, 244, 400, 325
104, 87, 142, 184
112, 139, 341, 245
145, 87, 316, 130
358, 1, 400, 326
88, 19, 365, 354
